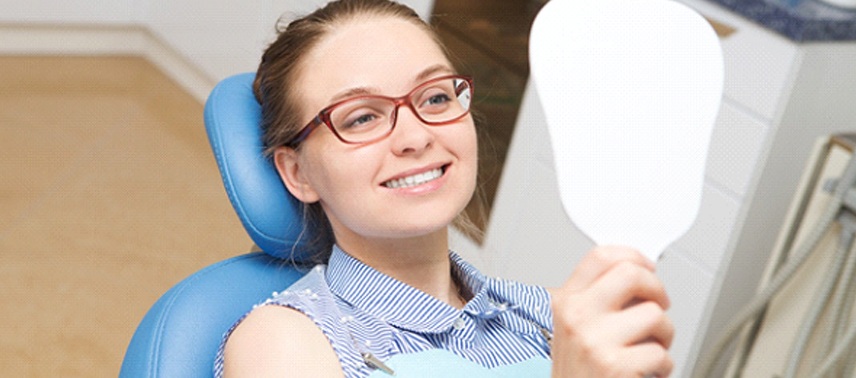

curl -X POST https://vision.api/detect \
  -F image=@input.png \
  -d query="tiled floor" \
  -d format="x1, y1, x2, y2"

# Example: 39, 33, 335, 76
0, 56, 250, 376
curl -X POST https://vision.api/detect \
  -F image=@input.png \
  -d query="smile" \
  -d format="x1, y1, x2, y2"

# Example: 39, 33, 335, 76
383, 167, 445, 189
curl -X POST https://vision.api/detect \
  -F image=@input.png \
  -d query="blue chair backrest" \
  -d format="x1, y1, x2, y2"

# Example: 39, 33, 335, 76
119, 73, 312, 377
203, 73, 313, 260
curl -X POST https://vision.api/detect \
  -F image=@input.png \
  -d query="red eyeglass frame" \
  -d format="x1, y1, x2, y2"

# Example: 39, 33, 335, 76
285, 74, 474, 147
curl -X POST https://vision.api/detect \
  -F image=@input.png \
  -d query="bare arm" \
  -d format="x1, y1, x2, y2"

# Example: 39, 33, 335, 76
222, 305, 344, 377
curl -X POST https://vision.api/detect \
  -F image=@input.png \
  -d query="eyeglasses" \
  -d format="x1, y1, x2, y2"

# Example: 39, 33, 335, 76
286, 75, 474, 146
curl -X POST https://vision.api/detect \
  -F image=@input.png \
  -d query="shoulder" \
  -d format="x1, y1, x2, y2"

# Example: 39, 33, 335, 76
221, 266, 346, 377
264, 266, 349, 329
222, 305, 344, 377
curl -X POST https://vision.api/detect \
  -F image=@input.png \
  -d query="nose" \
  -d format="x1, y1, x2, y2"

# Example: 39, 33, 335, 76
389, 106, 434, 156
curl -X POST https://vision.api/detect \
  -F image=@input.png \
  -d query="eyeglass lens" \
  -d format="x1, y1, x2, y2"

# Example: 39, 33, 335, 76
329, 77, 472, 143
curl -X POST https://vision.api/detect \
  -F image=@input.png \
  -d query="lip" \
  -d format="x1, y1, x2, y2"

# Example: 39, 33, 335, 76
381, 162, 451, 193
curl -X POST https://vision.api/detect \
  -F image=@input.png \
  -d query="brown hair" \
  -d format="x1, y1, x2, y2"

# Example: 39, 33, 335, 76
255, 0, 483, 263
255, 0, 437, 156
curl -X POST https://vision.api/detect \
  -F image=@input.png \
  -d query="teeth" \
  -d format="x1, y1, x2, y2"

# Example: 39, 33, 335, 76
384, 168, 444, 189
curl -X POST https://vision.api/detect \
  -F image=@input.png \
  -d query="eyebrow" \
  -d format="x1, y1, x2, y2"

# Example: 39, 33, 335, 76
414, 64, 454, 82
327, 64, 455, 104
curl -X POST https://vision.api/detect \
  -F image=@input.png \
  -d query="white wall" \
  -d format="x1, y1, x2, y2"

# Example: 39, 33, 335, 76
0, 0, 139, 24
0, 0, 433, 97
143, 0, 435, 84
143, 0, 274, 83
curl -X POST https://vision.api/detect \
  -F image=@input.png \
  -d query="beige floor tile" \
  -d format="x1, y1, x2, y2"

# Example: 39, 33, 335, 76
0, 95, 140, 229
0, 56, 251, 377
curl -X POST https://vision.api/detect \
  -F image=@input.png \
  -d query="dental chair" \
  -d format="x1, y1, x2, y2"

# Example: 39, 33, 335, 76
119, 73, 311, 377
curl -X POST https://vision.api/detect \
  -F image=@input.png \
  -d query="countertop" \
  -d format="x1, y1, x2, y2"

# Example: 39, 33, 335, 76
705, 0, 856, 41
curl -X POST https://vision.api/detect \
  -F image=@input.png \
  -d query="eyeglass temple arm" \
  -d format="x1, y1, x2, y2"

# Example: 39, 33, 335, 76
287, 116, 323, 147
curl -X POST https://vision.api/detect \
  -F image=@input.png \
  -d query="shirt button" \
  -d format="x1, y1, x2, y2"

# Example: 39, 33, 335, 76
453, 317, 466, 330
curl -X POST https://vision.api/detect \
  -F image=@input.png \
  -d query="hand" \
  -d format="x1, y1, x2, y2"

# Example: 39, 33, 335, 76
550, 246, 674, 377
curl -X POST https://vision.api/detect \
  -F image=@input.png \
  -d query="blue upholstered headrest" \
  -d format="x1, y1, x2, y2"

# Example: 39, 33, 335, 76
204, 73, 310, 261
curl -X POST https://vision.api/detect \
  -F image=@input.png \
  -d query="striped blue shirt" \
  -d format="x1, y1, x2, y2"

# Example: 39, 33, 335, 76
215, 246, 553, 377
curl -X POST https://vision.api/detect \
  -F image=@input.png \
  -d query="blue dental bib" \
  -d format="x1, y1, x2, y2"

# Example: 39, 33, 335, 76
366, 349, 551, 377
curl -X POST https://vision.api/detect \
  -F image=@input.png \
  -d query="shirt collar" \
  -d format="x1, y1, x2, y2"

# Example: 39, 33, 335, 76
452, 252, 553, 336
326, 246, 463, 333
325, 245, 550, 336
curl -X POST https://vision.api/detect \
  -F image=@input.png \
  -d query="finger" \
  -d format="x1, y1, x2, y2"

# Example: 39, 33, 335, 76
577, 301, 673, 351
563, 245, 654, 292
622, 342, 674, 378
615, 301, 675, 349
589, 261, 670, 311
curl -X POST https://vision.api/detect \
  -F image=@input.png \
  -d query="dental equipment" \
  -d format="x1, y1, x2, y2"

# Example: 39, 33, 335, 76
695, 135, 856, 377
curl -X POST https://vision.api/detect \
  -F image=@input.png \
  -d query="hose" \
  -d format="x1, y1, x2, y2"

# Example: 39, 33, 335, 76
835, 254, 856, 377
820, 219, 856, 377
694, 149, 856, 378
782, 211, 856, 378
811, 318, 856, 378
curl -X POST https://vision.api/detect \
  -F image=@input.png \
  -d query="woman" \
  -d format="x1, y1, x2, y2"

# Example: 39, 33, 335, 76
218, 0, 674, 376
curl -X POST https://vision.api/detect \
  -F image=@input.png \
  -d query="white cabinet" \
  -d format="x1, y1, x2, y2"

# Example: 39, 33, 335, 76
677, 1, 856, 375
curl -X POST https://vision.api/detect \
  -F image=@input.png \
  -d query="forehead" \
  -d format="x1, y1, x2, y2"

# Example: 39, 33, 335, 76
296, 16, 451, 107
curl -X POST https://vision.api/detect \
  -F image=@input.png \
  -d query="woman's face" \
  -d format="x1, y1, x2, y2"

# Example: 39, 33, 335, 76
275, 16, 478, 247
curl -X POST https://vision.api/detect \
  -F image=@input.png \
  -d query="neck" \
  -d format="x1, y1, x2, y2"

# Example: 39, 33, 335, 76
333, 227, 467, 309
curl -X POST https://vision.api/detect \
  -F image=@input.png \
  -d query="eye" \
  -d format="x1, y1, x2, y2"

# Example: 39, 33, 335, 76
423, 93, 451, 106
343, 112, 378, 129
417, 88, 454, 115
337, 108, 387, 132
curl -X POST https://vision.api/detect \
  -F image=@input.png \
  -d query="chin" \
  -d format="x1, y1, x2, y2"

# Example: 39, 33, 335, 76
374, 215, 456, 240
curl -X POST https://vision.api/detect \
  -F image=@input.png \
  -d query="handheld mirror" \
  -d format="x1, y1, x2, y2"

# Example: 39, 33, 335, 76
529, 0, 724, 261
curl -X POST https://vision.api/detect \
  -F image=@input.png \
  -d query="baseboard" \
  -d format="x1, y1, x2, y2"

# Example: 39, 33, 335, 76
0, 23, 216, 103
137, 30, 216, 103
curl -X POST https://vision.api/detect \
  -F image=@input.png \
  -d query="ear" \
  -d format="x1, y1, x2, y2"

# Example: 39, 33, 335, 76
273, 146, 320, 204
